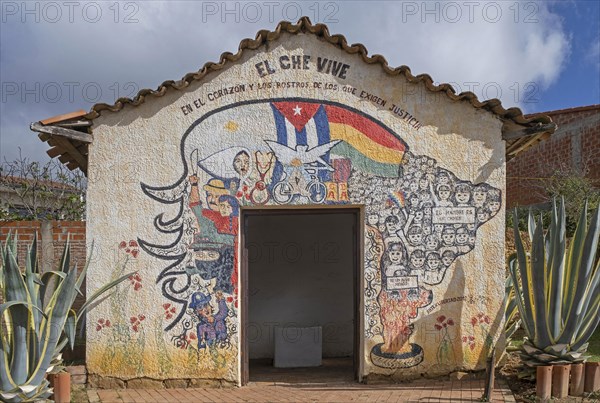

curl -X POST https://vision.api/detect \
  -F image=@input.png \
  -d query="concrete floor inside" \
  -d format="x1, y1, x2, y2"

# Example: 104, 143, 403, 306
249, 357, 354, 384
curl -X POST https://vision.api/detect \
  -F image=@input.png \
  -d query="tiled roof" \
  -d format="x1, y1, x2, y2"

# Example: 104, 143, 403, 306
32, 17, 556, 174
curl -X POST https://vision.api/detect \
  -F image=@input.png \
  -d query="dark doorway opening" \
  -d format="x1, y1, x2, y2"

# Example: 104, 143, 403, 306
240, 208, 361, 385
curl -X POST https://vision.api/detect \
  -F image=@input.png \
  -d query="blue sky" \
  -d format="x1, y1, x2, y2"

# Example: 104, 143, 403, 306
0, 0, 598, 164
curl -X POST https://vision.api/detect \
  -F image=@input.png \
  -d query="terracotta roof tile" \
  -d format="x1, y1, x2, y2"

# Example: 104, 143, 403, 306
33, 17, 556, 173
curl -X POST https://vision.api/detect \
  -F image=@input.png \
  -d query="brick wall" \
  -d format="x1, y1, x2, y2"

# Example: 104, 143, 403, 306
507, 105, 600, 207
0, 220, 87, 362
0, 220, 87, 268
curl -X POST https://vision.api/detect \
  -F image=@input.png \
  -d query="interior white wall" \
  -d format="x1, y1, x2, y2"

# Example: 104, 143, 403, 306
246, 212, 355, 360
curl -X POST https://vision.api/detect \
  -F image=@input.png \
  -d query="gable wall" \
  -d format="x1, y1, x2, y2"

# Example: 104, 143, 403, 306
85, 32, 506, 385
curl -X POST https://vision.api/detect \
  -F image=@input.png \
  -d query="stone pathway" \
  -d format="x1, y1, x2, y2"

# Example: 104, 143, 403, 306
88, 378, 516, 402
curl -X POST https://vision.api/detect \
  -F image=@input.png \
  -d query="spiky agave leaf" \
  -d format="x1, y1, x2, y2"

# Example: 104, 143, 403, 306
510, 199, 600, 368
0, 234, 135, 402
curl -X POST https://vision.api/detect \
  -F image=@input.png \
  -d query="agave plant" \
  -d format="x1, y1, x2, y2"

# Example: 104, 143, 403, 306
504, 276, 521, 343
509, 198, 600, 367
0, 234, 133, 402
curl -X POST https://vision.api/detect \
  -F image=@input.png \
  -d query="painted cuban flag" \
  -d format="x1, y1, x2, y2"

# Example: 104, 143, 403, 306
270, 101, 408, 178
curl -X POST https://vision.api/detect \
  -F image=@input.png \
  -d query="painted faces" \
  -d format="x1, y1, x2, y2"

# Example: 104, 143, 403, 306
407, 226, 423, 245
196, 249, 221, 261
219, 200, 233, 217
477, 209, 490, 223
455, 188, 471, 204
437, 184, 451, 201
489, 200, 501, 213
206, 191, 220, 210
456, 228, 468, 244
426, 253, 441, 270
385, 216, 400, 234
425, 235, 439, 250
473, 188, 487, 205
441, 251, 455, 267
367, 213, 379, 226
410, 251, 425, 268
442, 228, 456, 246
233, 151, 250, 177
197, 304, 213, 319
387, 243, 405, 264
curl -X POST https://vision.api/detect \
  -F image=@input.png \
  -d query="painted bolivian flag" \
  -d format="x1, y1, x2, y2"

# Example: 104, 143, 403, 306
271, 101, 407, 178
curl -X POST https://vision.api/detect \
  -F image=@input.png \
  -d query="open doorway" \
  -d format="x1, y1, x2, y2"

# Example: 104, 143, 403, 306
240, 208, 362, 385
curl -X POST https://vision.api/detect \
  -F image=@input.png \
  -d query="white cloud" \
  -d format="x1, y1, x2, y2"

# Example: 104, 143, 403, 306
587, 39, 600, 70
0, 0, 572, 162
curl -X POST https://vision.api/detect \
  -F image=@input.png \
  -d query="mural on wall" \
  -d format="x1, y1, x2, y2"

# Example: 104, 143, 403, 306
139, 99, 501, 371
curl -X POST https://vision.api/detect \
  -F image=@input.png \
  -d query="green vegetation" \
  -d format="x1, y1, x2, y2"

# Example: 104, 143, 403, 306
508, 198, 600, 367
506, 168, 600, 237
0, 234, 132, 402
0, 153, 86, 221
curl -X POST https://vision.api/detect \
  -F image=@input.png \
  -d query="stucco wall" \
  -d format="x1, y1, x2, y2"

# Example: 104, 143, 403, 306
86, 31, 506, 385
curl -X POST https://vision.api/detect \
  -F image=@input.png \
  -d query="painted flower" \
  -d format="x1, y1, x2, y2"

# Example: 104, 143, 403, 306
435, 315, 454, 330
163, 303, 177, 320
462, 335, 476, 351
130, 314, 146, 332
120, 240, 140, 258
129, 273, 142, 291
96, 318, 111, 331
472, 313, 491, 326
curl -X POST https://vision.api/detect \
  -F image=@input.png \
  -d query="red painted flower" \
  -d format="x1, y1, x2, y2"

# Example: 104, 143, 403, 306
96, 318, 111, 331
130, 314, 145, 332
120, 240, 140, 258
163, 303, 177, 320
435, 315, 454, 331
462, 335, 476, 351
472, 313, 491, 325
129, 273, 142, 291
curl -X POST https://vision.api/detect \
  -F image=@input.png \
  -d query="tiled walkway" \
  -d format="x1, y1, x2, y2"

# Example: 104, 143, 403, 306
87, 378, 516, 402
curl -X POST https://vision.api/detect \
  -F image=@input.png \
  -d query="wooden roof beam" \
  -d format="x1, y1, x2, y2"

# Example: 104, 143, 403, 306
30, 122, 93, 144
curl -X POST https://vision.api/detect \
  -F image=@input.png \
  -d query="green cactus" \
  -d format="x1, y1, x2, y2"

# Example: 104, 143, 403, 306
509, 198, 600, 367
0, 233, 133, 402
